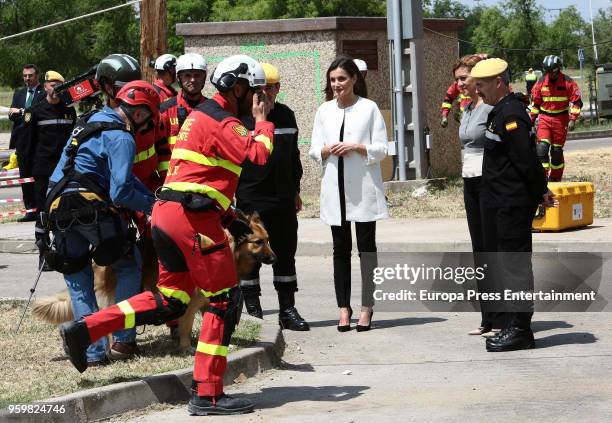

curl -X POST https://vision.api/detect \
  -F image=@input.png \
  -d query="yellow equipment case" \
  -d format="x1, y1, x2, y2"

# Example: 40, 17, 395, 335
532, 182, 594, 231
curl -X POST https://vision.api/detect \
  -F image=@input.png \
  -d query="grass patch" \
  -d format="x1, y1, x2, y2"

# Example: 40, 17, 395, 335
0, 203, 24, 223
0, 299, 260, 408
299, 149, 612, 219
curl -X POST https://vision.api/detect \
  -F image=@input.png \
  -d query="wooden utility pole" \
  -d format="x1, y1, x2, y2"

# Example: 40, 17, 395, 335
140, 0, 167, 83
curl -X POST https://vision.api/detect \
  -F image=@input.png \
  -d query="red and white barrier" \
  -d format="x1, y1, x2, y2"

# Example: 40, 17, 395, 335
0, 208, 36, 219
0, 198, 23, 204
0, 169, 20, 180
0, 177, 34, 187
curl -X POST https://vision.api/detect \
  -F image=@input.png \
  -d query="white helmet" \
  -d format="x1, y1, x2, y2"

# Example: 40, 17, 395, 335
176, 53, 207, 75
353, 58, 368, 72
154, 54, 177, 71
210, 54, 266, 92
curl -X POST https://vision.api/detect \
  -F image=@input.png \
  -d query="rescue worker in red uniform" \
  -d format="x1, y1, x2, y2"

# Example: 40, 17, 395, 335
95, 54, 164, 193
530, 55, 582, 181
60, 54, 273, 416
157, 53, 208, 174
152, 54, 178, 102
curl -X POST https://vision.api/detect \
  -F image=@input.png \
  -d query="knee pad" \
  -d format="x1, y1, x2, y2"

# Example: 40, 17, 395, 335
136, 292, 187, 326
152, 226, 188, 272
550, 146, 564, 166
536, 142, 550, 162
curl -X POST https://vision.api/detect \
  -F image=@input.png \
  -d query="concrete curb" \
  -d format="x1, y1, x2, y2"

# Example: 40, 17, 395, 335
567, 129, 612, 141
0, 240, 36, 254
0, 316, 285, 423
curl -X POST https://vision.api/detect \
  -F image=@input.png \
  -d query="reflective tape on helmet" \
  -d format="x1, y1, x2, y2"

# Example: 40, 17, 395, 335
117, 300, 136, 329
196, 341, 228, 357
158, 286, 192, 305
171, 148, 241, 176
133, 145, 156, 164
163, 181, 231, 210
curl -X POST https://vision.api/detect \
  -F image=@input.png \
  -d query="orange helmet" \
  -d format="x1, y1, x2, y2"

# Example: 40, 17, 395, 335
115, 80, 160, 115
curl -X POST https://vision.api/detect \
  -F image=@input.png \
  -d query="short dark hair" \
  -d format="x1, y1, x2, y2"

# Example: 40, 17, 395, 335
23, 64, 39, 74
324, 55, 368, 101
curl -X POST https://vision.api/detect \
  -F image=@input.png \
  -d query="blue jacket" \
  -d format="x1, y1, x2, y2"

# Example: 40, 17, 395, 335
49, 107, 155, 214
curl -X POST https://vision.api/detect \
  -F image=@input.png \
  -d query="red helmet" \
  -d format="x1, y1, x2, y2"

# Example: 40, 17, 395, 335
115, 80, 161, 115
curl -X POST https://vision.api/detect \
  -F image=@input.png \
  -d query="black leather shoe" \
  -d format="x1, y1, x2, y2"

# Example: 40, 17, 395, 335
356, 310, 374, 332
59, 320, 92, 373
279, 307, 310, 331
244, 296, 263, 319
337, 306, 352, 332
486, 326, 535, 352
188, 393, 254, 416
17, 212, 37, 223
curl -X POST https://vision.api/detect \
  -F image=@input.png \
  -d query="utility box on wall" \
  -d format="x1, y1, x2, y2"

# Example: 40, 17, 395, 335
177, 17, 464, 193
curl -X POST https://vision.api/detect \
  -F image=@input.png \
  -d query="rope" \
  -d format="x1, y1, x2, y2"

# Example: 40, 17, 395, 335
0, 0, 142, 42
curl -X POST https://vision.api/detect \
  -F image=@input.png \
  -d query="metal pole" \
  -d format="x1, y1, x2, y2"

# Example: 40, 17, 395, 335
15, 257, 47, 333
391, 0, 407, 181
589, 0, 599, 63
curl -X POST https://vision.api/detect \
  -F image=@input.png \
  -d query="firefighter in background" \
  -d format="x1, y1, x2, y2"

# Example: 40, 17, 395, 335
60, 54, 273, 415
441, 54, 489, 128
236, 62, 309, 331
47, 81, 159, 367
153, 54, 178, 102
24, 71, 77, 271
525, 67, 537, 97
95, 54, 164, 193
530, 55, 582, 181
157, 53, 208, 174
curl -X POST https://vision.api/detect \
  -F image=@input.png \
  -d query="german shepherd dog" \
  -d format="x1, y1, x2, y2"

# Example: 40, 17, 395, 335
33, 212, 276, 352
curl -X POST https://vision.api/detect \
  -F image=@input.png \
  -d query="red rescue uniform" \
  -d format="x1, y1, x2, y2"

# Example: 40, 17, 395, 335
153, 79, 178, 103
82, 92, 274, 397
440, 80, 471, 118
529, 72, 582, 181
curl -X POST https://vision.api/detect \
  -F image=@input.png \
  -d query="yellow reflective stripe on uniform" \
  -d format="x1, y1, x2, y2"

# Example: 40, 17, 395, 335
552, 143, 563, 148
542, 96, 568, 102
441, 102, 452, 109
158, 286, 191, 305
200, 286, 234, 298
539, 139, 551, 145
570, 107, 581, 114
541, 106, 569, 113
168, 135, 177, 145
117, 300, 136, 328
164, 182, 231, 210
171, 148, 241, 176
550, 163, 565, 169
254, 134, 273, 153
196, 342, 228, 357
158, 161, 169, 172
133, 145, 156, 164
541, 163, 550, 168
530, 108, 540, 114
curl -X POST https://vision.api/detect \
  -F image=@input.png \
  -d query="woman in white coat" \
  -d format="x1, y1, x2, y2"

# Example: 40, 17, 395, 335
309, 56, 388, 332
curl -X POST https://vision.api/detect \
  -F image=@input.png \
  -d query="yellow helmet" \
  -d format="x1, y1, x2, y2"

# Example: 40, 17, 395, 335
44, 70, 64, 83
260, 62, 280, 84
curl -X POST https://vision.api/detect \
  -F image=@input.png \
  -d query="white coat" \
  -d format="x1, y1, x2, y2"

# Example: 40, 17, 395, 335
309, 96, 389, 226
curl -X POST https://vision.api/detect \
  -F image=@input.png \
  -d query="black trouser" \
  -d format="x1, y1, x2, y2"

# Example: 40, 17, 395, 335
464, 177, 504, 329
238, 204, 298, 296
16, 152, 35, 210
482, 205, 537, 330
33, 174, 49, 214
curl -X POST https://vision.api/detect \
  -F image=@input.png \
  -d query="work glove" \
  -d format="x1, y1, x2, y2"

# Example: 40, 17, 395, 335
567, 120, 576, 131
440, 116, 448, 128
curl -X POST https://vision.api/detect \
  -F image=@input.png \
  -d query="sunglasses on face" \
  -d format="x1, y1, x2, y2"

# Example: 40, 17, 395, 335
23, 74, 35, 78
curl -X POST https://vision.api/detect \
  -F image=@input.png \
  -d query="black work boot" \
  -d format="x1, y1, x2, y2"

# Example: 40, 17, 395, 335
188, 392, 254, 416
486, 326, 535, 352
243, 294, 263, 319
277, 289, 310, 331
59, 320, 92, 373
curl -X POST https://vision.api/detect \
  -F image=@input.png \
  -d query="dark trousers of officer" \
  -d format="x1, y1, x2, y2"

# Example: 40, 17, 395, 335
238, 205, 299, 296
464, 177, 505, 330
482, 205, 537, 330
33, 175, 49, 213
16, 152, 35, 210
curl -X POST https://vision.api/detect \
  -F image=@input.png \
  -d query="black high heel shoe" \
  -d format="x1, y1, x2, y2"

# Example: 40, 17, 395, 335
356, 310, 374, 332
337, 306, 353, 332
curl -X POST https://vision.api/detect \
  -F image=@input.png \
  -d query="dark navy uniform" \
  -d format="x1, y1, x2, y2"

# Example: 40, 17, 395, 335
481, 93, 547, 331
237, 102, 302, 295
22, 98, 76, 211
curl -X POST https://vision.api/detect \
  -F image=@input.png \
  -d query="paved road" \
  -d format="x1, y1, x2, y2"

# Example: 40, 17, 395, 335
5, 253, 609, 422
565, 136, 612, 152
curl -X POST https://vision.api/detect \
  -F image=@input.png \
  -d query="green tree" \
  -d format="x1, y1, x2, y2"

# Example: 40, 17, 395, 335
591, 7, 612, 65
541, 6, 588, 68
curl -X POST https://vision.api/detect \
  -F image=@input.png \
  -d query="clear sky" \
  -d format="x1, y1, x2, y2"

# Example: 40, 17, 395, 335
455, 0, 611, 22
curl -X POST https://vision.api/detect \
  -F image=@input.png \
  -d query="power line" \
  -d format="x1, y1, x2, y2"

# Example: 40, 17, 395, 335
425, 27, 612, 54
0, 0, 141, 42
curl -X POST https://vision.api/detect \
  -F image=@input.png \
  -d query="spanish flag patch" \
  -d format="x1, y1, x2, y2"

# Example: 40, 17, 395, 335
232, 124, 248, 137
505, 121, 518, 132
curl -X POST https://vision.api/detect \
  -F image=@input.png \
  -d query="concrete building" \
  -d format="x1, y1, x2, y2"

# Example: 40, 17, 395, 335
177, 17, 464, 193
